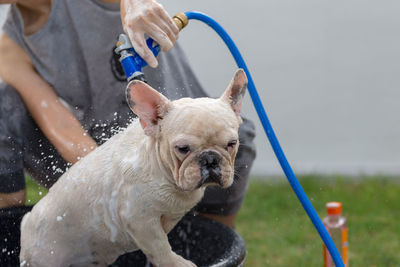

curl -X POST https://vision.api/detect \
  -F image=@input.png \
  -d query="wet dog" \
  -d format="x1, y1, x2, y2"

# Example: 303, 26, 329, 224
20, 69, 248, 267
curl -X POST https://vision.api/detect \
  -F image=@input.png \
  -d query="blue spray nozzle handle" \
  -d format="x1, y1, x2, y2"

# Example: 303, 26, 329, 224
115, 34, 161, 81
115, 13, 188, 81
133, 37, 161, 68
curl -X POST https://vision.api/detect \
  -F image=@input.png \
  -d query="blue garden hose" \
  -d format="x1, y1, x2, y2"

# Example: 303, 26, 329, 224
115, 11, 345, 267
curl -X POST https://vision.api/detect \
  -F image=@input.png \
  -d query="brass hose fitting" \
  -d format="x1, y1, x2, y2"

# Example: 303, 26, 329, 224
173, 13, 189, 31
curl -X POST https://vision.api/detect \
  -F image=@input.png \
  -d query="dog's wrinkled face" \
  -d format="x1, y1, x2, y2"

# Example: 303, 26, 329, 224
126, 69, 247, 191
159, 97, 240, 190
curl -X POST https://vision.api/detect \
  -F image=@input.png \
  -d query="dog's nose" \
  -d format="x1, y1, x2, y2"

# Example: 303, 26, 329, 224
197, 151, 222, 188
198, 151, 221, 169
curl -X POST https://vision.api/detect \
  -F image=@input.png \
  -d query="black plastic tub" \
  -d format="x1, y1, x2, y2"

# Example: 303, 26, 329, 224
1, 206, 246, 267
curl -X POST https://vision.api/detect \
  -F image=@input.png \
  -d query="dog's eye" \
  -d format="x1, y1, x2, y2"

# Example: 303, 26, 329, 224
176, 145, 190, 155
226, 140, 238, 151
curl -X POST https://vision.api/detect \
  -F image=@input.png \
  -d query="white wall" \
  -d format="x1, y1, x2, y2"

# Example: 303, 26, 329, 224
1, 1, 400, 176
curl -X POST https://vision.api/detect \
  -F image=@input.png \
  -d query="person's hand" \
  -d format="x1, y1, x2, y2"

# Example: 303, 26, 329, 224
121, 0, 179, 68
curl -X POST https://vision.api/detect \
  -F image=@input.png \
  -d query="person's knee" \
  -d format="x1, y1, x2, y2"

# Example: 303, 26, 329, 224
0, 84, 29, 203
0, 189, 26, 209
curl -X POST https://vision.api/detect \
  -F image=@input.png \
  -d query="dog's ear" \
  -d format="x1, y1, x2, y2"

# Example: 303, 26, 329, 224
126, 80, 171, 136
220, 69, 247, 122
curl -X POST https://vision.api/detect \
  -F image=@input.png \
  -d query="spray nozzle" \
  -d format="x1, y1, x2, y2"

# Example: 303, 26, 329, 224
114, 34, 159, 83
114, 13, 189, 83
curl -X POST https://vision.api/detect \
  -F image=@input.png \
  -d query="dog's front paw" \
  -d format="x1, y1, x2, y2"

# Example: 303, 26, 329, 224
159, 252, 197, 267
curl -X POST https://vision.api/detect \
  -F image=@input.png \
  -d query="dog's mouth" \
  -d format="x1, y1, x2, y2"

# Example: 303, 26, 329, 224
196, 168, 223, 188
196, 151, 223, 188
175, 150, 233, 191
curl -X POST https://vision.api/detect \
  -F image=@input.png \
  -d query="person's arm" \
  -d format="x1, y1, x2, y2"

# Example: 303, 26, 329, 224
120, 0, 179, 68
0, 32, 97, 164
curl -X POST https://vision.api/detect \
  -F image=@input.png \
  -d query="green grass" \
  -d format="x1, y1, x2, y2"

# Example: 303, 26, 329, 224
236, 175, 400, 267
25, 175, 400, 266
25, 176, 48, 205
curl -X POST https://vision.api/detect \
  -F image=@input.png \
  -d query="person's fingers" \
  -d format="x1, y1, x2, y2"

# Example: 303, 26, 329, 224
155, 17, 177, 47
121, 0, 180, 66
155, 3, 179, 37
145, 22, 174, 52
126, 27, 158, 68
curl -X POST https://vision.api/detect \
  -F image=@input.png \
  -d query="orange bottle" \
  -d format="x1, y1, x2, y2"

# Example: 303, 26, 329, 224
323, 202, 348, 267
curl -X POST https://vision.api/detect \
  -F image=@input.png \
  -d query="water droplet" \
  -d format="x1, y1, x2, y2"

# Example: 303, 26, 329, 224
40, 101, 48, 108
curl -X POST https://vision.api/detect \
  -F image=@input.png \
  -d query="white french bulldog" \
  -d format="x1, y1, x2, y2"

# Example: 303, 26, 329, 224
19, 69, 248, 267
